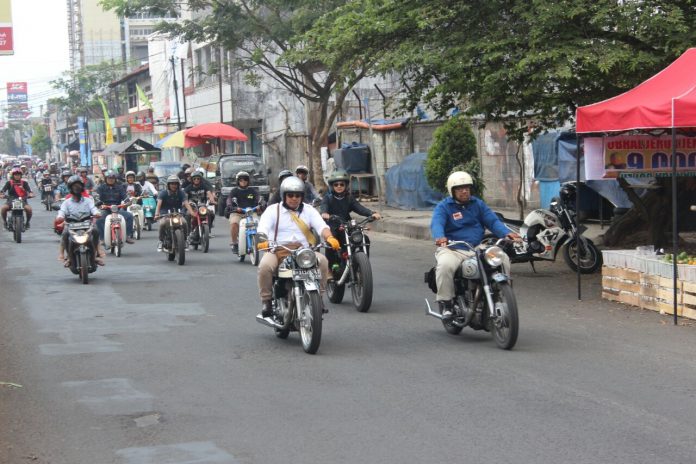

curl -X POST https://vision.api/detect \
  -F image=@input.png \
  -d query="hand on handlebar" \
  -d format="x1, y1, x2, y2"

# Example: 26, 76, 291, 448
371, 212, 382, 220
506, 232, 522, 242
435, 237, 448, 247
327, 236, 341, 251
321, 212, 330, 220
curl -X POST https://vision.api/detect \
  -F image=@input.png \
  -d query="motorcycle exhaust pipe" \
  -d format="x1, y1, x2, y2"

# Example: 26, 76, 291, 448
337, 263, 351, 286
255, 314, 285, 329
425, 298, 444, 320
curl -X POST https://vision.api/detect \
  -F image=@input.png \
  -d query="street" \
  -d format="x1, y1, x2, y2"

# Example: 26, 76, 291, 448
1, 204, 696, 464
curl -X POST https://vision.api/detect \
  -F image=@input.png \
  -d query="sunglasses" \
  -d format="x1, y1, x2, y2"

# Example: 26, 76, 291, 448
332, 182, 346, 187
286, 193, 303, 199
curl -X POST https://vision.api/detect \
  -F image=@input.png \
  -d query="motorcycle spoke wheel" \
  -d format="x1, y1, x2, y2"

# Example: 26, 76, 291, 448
351, 252, 373, 312
491, 283, 519, 350
202, 224, 210, 253
563, 238, 602, 274
13, 216, 22, 243
250, 235, 260, 266
175, 229, 186, 265
134, 218, 141, 240
299, 291, 323, 354
327, 274, 345, 304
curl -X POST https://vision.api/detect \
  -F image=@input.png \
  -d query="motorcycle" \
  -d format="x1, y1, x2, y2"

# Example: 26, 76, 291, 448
484, 183, 602, 274
326, 215, 375, 312
64, 214, 98, 284
425, 240, 519, 350
41, 183, 55, 211
6, 198, 26, 243
236, 205, 262, 265
127, 197, 144, 240
102, 203, 129, 257
160, 210, 187, 265
188, 201, 212, 253
256, 243, 325, 354
142, 195, 157, 231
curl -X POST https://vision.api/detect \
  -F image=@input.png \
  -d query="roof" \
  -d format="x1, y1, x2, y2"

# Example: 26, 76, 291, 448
109, 64, 150, 88
576, 48, 696, 133
102, 138, 160, 156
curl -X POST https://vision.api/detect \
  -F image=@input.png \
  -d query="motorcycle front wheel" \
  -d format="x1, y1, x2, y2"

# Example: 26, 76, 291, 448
249, 235, 260, 266
563, 238, 601, 274
491, 282, 519, 350
351, 252, 373, 312
13, 215, 22, 243
134, 217, 141, 240
175, 229, 186, 265
147, 218, 152, 231
79, 251, 89, 285
201, 224, 210, 253
299, 290, 323, 354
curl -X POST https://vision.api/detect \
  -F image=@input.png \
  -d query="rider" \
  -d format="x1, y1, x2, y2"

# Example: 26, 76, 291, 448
431, 171, 519, 319
320, 169, 381, 270
124, 171, 143, 198
256, 176, 340, 317
295, 165, 319, 203
95, 171, 135, 244
54, 170, 73, 201
154, 175, 194, 251
0, 167, 34, 229
137, 171, 158, 198
225, 170, 262, 253
180, 167, 195, 190
184, 169, 217, 234
115, 167, 126, 184
39, 171, 56, 202
56, 176, 106, 266
267, 169, 294, 205
79, 166, 95, 192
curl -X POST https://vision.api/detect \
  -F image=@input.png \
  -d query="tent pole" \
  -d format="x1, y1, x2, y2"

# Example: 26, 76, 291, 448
576, 133, 582, 300
671, 127, 678, 325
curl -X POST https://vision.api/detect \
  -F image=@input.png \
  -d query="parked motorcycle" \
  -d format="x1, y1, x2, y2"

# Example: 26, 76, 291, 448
425, 239, 519, 350
326, 215, 375, 312
142, 195, 157, 231
102, 203, 128, 257
160, 211, 187, 265
256, 243, 325, 354
188, 201, 212, 252
64, 214, 98, 284
484, 183, 602, 274
236, 205, 262, 265
127, 198, 144, 240
6, 198, 26, 243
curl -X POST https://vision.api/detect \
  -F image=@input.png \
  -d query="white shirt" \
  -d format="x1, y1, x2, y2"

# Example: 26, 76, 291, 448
141, 181, 158, 197
258, 202, 329, 247
57, 196, 99, 220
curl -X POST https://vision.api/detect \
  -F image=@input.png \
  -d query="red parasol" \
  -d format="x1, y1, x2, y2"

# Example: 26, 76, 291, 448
186, 123, 248, 142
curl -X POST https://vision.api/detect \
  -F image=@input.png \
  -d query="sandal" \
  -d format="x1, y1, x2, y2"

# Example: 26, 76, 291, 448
95, 257, 105, 266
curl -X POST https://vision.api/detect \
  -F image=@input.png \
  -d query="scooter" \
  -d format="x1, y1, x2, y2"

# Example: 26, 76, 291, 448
237, 205, 262, 265
127, 197, 144, 240
142, 195, 157, 231
64, 214, 98, 284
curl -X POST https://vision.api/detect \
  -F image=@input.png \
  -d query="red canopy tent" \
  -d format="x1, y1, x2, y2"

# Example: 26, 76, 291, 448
575, 48, 696, 322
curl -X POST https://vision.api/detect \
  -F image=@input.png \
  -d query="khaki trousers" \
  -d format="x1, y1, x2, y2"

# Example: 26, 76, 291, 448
258, 251, 329, 301
435, 247, 511, 302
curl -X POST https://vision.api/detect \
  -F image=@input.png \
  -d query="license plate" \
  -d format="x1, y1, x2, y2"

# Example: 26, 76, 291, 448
293, 270, 315, 280
12, 201, 23, 209
44, 186, 53, 191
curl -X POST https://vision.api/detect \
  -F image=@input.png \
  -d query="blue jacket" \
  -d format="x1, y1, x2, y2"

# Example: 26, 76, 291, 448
430, 196, 510, 249
96, 183, 127, 206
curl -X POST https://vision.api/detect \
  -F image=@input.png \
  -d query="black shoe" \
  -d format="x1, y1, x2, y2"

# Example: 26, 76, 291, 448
231, 243, 239, 254
24, 222, 30, 230
261, 300, 273, 318
439, 300, 454, 320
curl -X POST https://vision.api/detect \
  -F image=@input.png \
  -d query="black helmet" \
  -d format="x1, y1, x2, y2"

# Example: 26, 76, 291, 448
559, 183, 577, 208
236, 171, 250, 184
278, 169, 293, 182
67, 175, 84, 189
136, 171, 146, 180
61, 170, 71, 178
181, 163, 191, 170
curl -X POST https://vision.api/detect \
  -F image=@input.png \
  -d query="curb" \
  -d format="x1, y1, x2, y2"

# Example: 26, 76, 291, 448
372, 218, 431, 241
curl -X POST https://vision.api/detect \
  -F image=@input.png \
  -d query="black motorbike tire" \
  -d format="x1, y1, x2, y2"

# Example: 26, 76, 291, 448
202, 224, 210, 253
327, 279, 345, 304
175, 229, 186, 265
79, 251, 89, 285
45, 197, 51, 211
13, 216, 22, 243
134, 217, 141, 240
300, 290, 323, 354
250, 235, 260, 266
491, 282, 519, 350
147, 219, 152, 231
351, 252, 373, 312
563, 238, 602, 274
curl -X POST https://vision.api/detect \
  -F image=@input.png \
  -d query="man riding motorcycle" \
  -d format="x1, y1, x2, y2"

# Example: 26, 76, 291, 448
0, 167, 34, 229
320, 169, 381, 269
184, 170, 216, 229
56, 176, 106, 266
225, 170, 263, 253
431, 171, 520, 319
256, 176, 340, 317
54, 170, 73, 201
154, 175, 194, 251
79, 167, 95, 192
267, 169, 294, 205
95, 171, 135, 244
137, 171, 158, 198
295, 164, 319, 203
124, 171, 143, 198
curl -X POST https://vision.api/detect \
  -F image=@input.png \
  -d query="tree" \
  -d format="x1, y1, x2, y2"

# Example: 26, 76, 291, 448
425, 116, 482, 197
0, 126, 20, 156
100, 0, 402, 189
30, 124, 51, 159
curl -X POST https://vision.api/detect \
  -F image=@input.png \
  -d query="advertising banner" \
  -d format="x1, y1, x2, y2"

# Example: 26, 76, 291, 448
0, 0, 13, 55
597, 135, 696, 178
7, 81, 27, 102
78, 116, 89, 166
130, 114, 153, 132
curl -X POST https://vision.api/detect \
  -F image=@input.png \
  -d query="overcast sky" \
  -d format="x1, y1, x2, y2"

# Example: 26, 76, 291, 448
0, 0, 70, 116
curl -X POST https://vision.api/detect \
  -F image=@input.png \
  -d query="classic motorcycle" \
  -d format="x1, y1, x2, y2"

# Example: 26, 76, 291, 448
127, 197, 144, 240
6, 198, 26, 243
188, 201, 212, 253
236, 205, 262, 265
64, 213, 98, 284
160, 210, 187, 265
102, 203, 129, 257
41, 183, 55, 211
484, 183, 602, 274
425, 240, 519, 350
256, 243, 325, 354
142, 195, 157, 230
326, 215, 375, 312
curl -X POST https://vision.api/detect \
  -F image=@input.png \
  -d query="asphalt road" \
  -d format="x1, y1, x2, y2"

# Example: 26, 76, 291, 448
1, 200, 696, 464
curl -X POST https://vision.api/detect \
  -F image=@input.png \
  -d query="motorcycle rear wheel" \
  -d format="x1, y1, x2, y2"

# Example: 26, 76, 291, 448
201, 224, 210, 253
299, 290, 323, 354
147, 219, 152, 231
563, 238, 601, 274
175, 229, 186, 265
491, 282, 519, 350
351, 252, 373, 312
250, 235, 260, 266
13, 216, 22, 243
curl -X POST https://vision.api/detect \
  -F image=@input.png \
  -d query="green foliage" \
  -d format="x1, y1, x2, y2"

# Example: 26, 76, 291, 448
425, 116, 482, 196
49, 62, 123, 121
0, 126, 20, 156
30, 125, 51, 158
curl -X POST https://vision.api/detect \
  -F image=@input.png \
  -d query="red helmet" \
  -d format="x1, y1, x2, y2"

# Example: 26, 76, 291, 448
11, 167, 22, 176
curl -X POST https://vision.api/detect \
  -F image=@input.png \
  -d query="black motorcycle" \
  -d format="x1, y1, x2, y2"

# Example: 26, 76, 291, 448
64, 214, 98, 284
326, 215, 375, 312
6, 199, 26, 243
41, 183, 55, 211
425, 240, 519, 350
160, 211, 187, 265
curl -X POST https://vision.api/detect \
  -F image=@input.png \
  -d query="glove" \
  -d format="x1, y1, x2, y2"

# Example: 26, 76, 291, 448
257, 241, 269, 250
327, 236, 340, 251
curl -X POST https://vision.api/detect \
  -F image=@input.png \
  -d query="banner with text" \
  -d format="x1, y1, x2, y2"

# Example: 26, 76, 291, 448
600, 135, 696, 178
0, 0, 13, 55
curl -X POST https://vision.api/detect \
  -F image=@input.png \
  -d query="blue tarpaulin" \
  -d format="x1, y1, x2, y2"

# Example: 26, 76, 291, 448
385, 153, 443, 210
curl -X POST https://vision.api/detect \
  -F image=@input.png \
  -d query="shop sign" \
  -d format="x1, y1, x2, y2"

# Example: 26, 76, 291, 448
602, 135, 696, 178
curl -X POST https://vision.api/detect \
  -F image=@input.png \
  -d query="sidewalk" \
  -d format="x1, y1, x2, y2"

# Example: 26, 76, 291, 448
364, 201, 606, 244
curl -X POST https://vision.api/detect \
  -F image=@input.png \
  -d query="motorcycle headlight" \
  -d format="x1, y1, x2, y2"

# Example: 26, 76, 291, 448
350, 230, 363, 245
484, 246, 505, 268
73, 234, 89, 244
296, 249, 317, 269
172, 217, 180, 224
199, 206, 207, 215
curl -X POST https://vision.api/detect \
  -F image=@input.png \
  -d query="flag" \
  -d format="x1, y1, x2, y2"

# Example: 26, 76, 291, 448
136, 83, 154, 111
98, 98, 114, 145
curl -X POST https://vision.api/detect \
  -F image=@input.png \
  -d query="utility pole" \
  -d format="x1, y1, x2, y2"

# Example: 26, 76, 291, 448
171, 57, 182, 131
180, 58, 187, 125
218, 48, 225, 153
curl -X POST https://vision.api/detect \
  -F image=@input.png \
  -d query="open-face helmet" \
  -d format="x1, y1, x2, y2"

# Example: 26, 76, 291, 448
446, 171, 474, 197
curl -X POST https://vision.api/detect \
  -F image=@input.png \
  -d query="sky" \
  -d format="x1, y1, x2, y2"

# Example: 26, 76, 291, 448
0, 0, 70, 117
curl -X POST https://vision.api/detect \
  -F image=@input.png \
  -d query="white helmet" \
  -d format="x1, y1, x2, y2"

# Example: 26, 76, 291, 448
446, 171, 474, 197
280, 176, 305, 198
